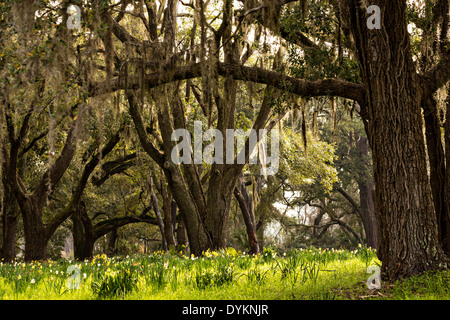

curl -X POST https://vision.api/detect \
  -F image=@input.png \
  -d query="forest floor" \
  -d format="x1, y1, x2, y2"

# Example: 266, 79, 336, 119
334, 269, 450, 300
0, 246, 449, 300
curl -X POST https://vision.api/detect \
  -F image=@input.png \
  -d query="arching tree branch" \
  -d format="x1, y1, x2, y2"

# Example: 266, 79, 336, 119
92, 61, 365, 103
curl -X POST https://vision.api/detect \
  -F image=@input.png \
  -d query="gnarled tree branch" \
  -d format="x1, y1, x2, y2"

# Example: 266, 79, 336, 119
92, 61, 365, 102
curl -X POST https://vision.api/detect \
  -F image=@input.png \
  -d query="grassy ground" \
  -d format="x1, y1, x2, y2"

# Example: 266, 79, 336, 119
0, 246, 449, 300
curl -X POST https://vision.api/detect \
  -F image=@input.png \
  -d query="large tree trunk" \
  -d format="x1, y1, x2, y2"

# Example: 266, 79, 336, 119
21, 200, 47, 261
346, 0, 448, 279
205, 171, 237, 249
72, 202, 95, 260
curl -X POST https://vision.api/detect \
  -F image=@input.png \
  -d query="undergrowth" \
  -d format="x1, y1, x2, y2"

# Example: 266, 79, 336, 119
0, 246, 447, 300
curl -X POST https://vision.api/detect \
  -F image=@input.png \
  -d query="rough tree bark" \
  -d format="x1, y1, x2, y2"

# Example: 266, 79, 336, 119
343, 0, 448, 279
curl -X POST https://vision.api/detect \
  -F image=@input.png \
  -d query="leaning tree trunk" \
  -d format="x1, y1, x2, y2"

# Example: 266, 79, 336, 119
347, 0, 448, 279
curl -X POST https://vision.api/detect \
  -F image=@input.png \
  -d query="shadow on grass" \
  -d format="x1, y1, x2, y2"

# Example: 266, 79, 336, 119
332, 270, 450, 300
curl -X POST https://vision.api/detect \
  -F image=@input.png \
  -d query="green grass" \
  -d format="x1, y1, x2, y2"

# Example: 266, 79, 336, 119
0, 246, 449, 300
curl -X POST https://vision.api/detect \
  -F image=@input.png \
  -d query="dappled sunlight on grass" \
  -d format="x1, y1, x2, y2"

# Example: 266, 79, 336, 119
3, 246, 448, 300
